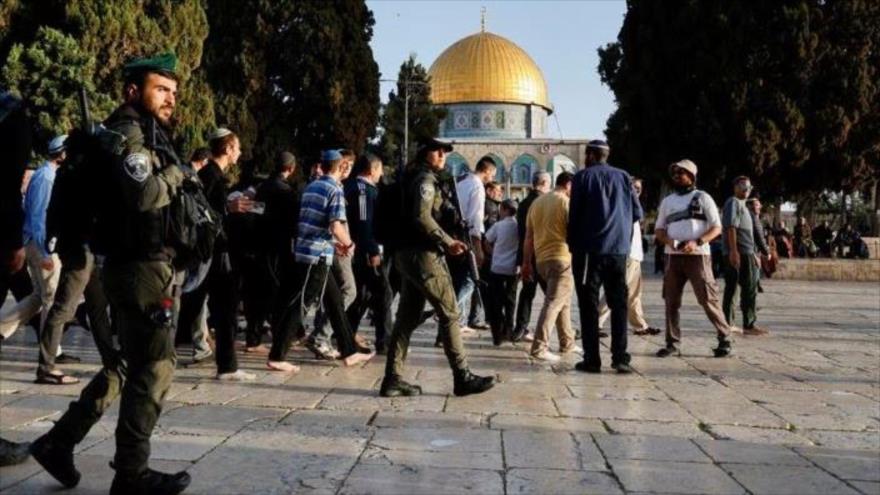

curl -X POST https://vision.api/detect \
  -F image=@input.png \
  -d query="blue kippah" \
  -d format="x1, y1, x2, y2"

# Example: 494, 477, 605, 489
321, 149, 343, 162
587, 140, 610, 150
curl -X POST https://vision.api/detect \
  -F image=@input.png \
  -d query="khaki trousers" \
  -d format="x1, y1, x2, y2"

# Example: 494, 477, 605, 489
598, 258, 650, 330
663, 255, 731, 344
530, 258, 575, 355
0, 241, 60, 338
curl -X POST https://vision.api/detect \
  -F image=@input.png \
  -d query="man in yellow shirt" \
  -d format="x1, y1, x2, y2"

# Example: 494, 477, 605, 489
521, 172, 581, 362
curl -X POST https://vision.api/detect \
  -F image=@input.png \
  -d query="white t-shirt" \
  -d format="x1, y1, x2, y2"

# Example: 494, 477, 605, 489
630, 221, 643, 262
455, 174, 485, 237
485, 216, 519, 276
655, 190, 720, 256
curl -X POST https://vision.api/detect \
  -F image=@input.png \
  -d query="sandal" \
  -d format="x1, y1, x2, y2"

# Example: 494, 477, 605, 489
35, 373, 80, 385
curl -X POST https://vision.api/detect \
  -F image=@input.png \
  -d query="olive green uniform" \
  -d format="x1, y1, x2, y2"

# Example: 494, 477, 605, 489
44, 104, 183, 478
385, 163, 468, 377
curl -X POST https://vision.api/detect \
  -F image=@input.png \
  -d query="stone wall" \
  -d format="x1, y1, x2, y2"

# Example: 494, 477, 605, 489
774, 258, 880, 281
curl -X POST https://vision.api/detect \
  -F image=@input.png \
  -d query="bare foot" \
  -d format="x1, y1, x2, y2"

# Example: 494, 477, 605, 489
267, 361, 300, 373
343, 352, 374, 367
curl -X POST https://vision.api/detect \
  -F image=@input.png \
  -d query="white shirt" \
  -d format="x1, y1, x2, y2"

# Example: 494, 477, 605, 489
655, 190, 720, 256
455, 173, 485, 237
630, 221, 643, 262
485, 216, 518, 276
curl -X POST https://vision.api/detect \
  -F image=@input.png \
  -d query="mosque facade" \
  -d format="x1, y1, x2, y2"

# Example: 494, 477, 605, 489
427, 29, 588, 197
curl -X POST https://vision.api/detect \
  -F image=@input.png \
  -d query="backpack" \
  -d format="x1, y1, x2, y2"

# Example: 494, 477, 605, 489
373, 169, 404, 249
167, 175, 222, 271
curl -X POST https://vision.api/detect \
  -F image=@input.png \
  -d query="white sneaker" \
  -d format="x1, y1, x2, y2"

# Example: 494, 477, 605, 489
522, 332, 534, 342
532, 350, 561, 363
217, 370, 256, 381
729, 326, 744, 335
460, 326, 477, 335
562, 345, 584, 355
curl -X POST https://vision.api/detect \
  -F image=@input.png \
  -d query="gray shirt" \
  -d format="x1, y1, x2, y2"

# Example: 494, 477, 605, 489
722, 197, 754, 255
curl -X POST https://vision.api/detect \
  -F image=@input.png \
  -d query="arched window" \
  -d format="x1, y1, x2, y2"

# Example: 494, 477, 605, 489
511, 154, 539, 184
445, 152, 469, 177
548, 154, 577, 181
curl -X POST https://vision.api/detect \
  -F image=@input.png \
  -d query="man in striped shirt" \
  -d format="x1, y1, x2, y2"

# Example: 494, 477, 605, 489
268, 149, 373, 371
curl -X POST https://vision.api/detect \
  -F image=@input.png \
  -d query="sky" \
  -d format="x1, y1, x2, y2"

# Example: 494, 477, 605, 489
367, 0, 627, 140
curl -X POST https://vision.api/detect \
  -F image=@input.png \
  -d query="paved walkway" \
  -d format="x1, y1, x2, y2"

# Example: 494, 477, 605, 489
1, 275, 879, 494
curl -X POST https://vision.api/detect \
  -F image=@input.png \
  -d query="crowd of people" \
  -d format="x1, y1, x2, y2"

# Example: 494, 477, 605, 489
0, 51, 829, 494
770, 217, 871, 259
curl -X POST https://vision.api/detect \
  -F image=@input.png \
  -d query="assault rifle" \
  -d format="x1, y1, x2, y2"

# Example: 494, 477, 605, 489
439, 171, 485, 287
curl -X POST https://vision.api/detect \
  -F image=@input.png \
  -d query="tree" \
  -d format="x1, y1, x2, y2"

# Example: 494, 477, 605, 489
376, 54, 447, 166
1, 26, 113, 148
599, 1, 879, 206
272, 0, 380, 159
2, 0, 214, 154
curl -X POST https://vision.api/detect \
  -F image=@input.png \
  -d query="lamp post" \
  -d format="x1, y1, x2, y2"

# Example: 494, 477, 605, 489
380, 78, 431, 166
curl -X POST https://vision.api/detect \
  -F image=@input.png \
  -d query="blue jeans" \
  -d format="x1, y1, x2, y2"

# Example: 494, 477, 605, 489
449, 259, 474, 327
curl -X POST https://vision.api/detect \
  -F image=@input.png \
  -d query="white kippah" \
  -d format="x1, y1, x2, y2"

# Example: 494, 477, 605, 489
208, 127, 233, 140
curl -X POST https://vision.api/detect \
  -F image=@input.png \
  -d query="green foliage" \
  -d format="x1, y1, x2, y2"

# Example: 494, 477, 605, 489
599, 0, 879, 203
376, 54, 447, 166
1, 0, 214, 155
1, 26, 113, 149
271, 0, 380, 159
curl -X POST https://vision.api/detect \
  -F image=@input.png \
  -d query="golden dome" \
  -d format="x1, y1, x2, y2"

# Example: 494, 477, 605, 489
428, 31, 552, 111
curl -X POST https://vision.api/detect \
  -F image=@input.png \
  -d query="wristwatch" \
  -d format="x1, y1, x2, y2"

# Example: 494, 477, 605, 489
696, 238, 705, 246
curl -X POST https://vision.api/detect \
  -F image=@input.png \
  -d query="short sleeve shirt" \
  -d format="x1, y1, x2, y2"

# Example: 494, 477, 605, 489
527, 191, 571, 263
485, 216, 519, 276
294, 176, 346, 265
721, 197, 755, 255
655, 190, 720, 256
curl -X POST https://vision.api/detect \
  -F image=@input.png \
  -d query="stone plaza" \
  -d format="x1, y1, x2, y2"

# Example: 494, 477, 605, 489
1, 272, 878, 494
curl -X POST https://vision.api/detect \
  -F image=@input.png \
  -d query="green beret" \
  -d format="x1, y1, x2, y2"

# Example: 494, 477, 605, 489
122, 52, 178, 78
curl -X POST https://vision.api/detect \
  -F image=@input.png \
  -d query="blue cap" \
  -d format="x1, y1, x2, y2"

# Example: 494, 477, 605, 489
321, 149, 342, 162
48, 135, 68, 154
586, 139, 610, 151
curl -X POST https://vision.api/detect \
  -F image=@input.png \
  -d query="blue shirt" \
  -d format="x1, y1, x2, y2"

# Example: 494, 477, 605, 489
294, 176, 347, 265
22, 161, 56, 258
568, 163, 643, 255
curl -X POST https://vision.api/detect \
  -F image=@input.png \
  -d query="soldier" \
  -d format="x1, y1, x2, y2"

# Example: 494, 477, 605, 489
380, 138, 495, 397
30, 53, 191, 494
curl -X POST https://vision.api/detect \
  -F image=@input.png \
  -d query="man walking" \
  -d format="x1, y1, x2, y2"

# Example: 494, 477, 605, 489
521, 172, 579, 363
513, 172, 551, 342
722, 176, 769, 336
569, 140, 643, 374
380, 139, 494, 397
654, 160, 733, 358
31, 53, 192, 493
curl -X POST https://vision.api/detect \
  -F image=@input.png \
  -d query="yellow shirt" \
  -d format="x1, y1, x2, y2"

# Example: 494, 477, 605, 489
527, 191, 571, 263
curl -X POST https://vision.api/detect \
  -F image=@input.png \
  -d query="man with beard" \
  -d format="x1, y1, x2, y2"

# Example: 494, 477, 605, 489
30, 53, 191, 494
654, 160, 732, 359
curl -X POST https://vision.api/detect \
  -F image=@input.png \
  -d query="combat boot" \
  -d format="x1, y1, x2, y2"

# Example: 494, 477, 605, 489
30, 434, 80, 488
109, 467, 191, 495
380, 375, 423, 397
713, 338, 733, 358
452, 369, 495, 397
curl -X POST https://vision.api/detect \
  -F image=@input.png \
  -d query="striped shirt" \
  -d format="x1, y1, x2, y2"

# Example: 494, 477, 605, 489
294, 176, 346, 265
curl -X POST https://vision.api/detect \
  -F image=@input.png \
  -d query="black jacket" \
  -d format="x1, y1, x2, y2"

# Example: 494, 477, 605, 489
256, 174, 301, 256
198, 160, 229, 252
344, 176, 381, 258
0, 93, 31, 253
516, 189, 541, 265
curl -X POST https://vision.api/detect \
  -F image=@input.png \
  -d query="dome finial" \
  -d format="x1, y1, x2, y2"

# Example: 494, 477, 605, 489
481, 6, 486, 32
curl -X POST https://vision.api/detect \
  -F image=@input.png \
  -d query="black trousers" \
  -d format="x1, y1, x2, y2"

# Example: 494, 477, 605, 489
347, 255, 392, 345
178, 254, 240, 374
270, 260, 357, 362
514, 267, 545, 333
244, 252, 283, 347
487, 273, 517, 343
572, 252, 629, 367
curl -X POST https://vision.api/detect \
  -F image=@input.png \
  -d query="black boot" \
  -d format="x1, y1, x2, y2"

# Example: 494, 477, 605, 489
452, 369, 495, 397
109, 468, 191, 495
29, 435, 80, 487
0, 437, 31, 468
713, 338, 732, 358
380, 375, 423, 397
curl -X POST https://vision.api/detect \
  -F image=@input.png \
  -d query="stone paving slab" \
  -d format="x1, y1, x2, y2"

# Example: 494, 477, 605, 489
0, 277, 878, 493
724, 463, 861, 495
